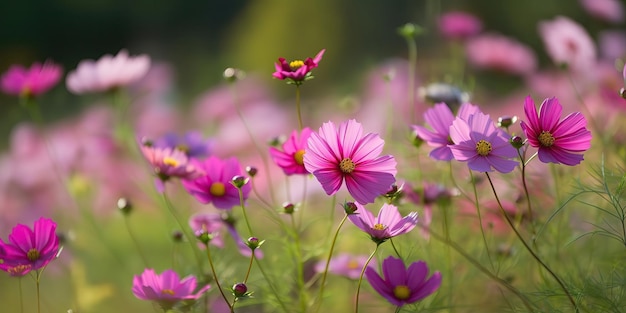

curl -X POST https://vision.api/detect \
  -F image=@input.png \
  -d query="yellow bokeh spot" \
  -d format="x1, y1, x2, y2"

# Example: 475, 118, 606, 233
393, 285, 411, 300
289, 60, 305, 70
294, 150, 305, 165
347, 259, 360, 270
210, 182, 226, 197
163, 156, 180, 167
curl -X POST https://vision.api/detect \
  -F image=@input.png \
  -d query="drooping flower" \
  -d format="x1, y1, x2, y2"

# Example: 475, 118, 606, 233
520, 96, 592, 166
348, 202, 418, 244
412, 102, 480, 161
66, 49, 151, 94
139, 142, 200, 192
580, 0, 624, 24
538, 16, 596, 72
154, 131, 213, 159
465, 33, 537, 76
132, 268, 210, 311
269, 127, 312, 175
449, 111, 519, 173
272, 49, 325, 84
365, 256, 441, 307
1, 61, 63, 98
304, 119, 397, 204
0, 217, 60, 276
314, 253, 377, 280
438, 11, 482, 40
182, 156, 251, 210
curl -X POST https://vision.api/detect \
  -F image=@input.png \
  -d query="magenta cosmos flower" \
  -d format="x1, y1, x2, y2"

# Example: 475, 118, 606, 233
0, 217, 60, 276
348, 202, 418, 244
182, 156, 251, 210
269, 127, 312, 175
365, 256, 441, 307
1, 61, 62, 97
66, 49, 151, 94
449, 111, 519, 173
438, 11, 482, 40
132, 268, 210, 311
520, 96, 592, 166
304, 119, 397, 204
412, 102, 480, 161
273, 49, 325, 84
538, 16, 596, 72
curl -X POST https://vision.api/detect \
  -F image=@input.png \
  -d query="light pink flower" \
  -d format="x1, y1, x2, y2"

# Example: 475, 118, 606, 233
66, 49, 151, 94
538, 16, 597, 72
348, 202, 418, 244
465, 33, 537, 75
314, 253, 377, 280
132, 268, 210, 311
1, 61, 62, 97
304, 119, 397, 204
438, 11, 482, 40
269, 128, 312, 175
580, 0, 624, 23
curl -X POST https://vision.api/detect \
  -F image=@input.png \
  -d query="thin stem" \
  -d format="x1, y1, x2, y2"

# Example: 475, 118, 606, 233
244, 251, 255, 284
440, 201, 454, 312
355, 244, 380, 313
161, 192, 204, 271
290, 213, 307, 313
315, 214, 349, 312
295, 84, 303, 130
204, 243, 233, 312
469, 169, 495, 271
517, 148, 536, 229
389, 238, 402, 258
236, 186, 254, 236
123, 214, 150, 267
36, 271, 41, 313
485, 172, 578, 312
18, 276, 24, 313
254, 257, 290, 313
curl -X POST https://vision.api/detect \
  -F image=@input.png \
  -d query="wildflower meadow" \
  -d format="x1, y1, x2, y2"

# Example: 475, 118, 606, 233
1, 1, 626, 312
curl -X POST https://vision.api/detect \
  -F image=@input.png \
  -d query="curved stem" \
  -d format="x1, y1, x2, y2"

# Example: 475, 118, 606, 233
315, 214, 348, 312
485, 172, 578, 312
289, 213, 307, 313
161, 192, 204, 271
355, 244, 380, 313
204, 243, 233, 312
469, 169, 495, 271
244, 251, 255, 284
389, 238, 402, 258
295, 84, 303, 130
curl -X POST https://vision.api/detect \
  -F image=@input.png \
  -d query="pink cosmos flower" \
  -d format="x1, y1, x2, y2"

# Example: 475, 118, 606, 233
269, 127, 312, 175
538, 16, 596, 72
304, 120, 397, 204
438, 11, 482, 40
412, 102, 480, 161
580, 0, 624, 24
139, 143, 200, 192
189, 212, 263, 259
365, 256, 441, 307
314, 253, 377, 280
0, 217, 60, 276
348, 202, 418, 244
465, 33, 537, 76
66, 49, 151, 94
520, 96, 592, 166
449, 111, 519, 173
182, 156, 251, 210
132, 268, 210, 311
1, 61, 62, 97
273, 49, 325, 84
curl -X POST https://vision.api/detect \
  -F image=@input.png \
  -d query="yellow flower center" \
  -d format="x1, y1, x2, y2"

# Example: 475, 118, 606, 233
27, 248, 40, 262
339, 158, 356, 174
393, 285, 411, 300
210, 182, 226, 197
373, 223, 386, 231
347, 259, 360, 270
161, 289, 175, 296
294, 150, 305, 165
538, 131, 555, 147
163, 156, 180, 167
289, 60, 305, 71
475, 140, 492, 156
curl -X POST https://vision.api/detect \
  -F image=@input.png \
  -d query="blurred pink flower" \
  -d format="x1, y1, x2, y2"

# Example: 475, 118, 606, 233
304, 119, 397, 204
66, 49, 151, 94
580, 0, 624, 23
273, 49, 325, 84
438, 11, 482, 40
348, 202, 418, 244
599, 31, 626, 63
1, 61, 62, 97
538, 16, 597, 72
0, 217, 60, 276
465, 33, 537, 75
132, 268, 210, 311
139, 143, 200, 192
314, 253, 376, 280
520, 96, 592, 166
269, 127, 312, 175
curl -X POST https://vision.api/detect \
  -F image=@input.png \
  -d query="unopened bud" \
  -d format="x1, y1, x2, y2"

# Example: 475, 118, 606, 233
246, 166, 258, 177
497, 116, 518, 129
223, 68, 245, 83
510, 136, 525, 149
246, 237, 264, 250
343, 202, 358, 215
196, 230, 212, 245
232, 283, 248, 297
117, 197, 132, 215
282, 202, 295, 214
620, 87, 626, 100
231, 175, 248, 188
172, 230, 184, 243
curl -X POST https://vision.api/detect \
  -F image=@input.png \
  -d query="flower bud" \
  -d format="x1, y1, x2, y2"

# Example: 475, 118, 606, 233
140, 137, 153, 147
232, 283, 248, 297
497, 116, 518, 128
282, 202, 295, 214
172, 230, 184, 243
223, 68, 245, 83
510, 135, 525, 149
246, 237, 264, 250
397, 23, 424, 38
231, 175, 248, 189
620, 87, 626, 100
245, 166, 258, 177
117, 197, 132, 215
343, 202, 358, 215
195, 230, 212, 245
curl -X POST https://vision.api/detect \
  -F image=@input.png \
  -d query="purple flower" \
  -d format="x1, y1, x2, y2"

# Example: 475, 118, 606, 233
182, 156, 251, 210
154, 131, 213, 159
0, 217, 60, 276
304, 119, 397, 204
365, 256, 441, 307
412, 102, 480, 161
449, 111, 519, 173
520, 96, 592, 166
348, 202, 418, 244
269, 127, 312, 175
314, 253, 376, 280
273, 49, 325, 84
132, 268, 210, 310
438, 11, 482, 40
1, 61, 62, 97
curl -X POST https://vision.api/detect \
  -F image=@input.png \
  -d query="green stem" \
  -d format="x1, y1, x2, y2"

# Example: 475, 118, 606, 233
204, 243, 233, 312
18, 276, 24, 313
315, 214, 348, 312
290, 213, 307, 313
123, 214, 150, 267
296, 84, 303, 130
355, 244, 380, 313
36, 271, 41, 313
161, 192, 204, 272
254, 257, 290, 313
244, 251, 255, 284
469, 169, 495, 271
236, 186, 254, 236
389, 238, 402, 258
485, 173, 578, 312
